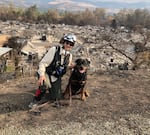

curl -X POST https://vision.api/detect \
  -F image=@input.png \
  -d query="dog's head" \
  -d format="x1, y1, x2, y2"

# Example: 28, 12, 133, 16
74, 58, 90, 73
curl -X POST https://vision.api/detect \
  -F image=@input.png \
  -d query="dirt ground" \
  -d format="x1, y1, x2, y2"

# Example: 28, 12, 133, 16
0, 69, 150, 134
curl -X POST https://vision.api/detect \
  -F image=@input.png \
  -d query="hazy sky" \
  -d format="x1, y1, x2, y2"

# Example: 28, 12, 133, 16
8, 0, 150, 3
46, 0, 150, 2
93, 0, 150, 3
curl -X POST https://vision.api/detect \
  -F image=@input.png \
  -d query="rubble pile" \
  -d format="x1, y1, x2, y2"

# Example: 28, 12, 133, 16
0, 21, 150, 76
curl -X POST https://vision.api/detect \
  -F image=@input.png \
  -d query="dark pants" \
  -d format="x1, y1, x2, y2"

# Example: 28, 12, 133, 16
49, 77, 62, 100
34, 73, 62, 102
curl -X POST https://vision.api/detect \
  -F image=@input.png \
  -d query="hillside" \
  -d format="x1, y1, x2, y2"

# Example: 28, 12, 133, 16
0, 0, 150, 11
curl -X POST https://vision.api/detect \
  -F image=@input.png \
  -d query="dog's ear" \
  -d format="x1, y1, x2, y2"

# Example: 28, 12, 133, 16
75, 58, 82, 65
85, 58, 90, 66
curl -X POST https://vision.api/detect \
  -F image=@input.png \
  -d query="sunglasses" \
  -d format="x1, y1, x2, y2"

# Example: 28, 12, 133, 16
65, 41, 74, 47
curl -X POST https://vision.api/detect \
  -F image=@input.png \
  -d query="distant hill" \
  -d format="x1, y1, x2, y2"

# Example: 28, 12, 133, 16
0, 0, 150, 12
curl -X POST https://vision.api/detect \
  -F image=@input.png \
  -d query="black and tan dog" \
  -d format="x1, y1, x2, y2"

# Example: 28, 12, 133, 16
64, 58, 90, 103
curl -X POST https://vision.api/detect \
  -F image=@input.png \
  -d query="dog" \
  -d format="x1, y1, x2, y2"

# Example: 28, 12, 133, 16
64, 58, 90, 103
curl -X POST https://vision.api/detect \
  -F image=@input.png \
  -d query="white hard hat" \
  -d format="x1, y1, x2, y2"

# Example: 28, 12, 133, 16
63, 34, 76, 44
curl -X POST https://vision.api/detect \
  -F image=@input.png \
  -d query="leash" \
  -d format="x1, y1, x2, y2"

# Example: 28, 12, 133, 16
69, 83, 72, 106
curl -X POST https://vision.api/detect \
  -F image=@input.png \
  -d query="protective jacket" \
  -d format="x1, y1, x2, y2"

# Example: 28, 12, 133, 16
38, 45, 72, 82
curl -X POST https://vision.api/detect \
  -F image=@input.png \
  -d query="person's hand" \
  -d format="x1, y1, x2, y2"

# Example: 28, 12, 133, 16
38, 75, 46, 86
69, 63, 75, 69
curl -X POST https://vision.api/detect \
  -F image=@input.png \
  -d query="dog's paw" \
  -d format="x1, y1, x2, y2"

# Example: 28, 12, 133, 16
81, 91, 89, 101
81, 94, 86, 101
85, 91, 90, 97
81, 97, 86, 101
